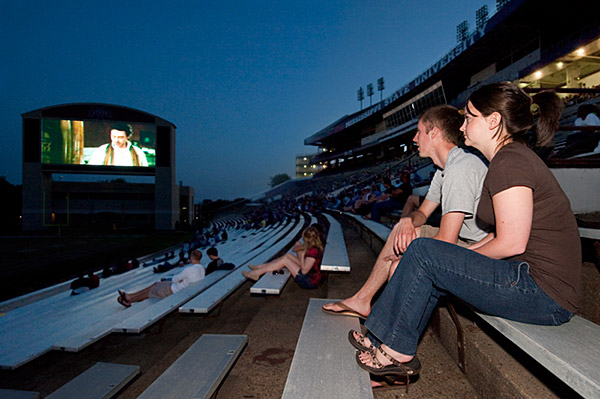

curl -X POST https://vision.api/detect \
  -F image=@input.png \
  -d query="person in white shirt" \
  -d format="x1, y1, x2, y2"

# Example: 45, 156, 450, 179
89, 123, 148, 167
117, 250, 205, 307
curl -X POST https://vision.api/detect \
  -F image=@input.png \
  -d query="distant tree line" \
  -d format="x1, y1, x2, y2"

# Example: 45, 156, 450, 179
270, 173, 291, 187
0, 177, 22, 232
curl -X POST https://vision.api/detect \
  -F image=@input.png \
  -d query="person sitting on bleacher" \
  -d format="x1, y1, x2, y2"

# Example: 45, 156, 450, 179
323, 104, 489, 321
365, 173, 413, 222
241, 225, 325, 289
117, 249, 205, 307
205, 247, 235, 275
153, 250, 188, 273
350, 83, 581, 387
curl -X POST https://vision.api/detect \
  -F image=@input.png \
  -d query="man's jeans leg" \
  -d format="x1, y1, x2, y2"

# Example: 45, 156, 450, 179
365, 238, 572, 356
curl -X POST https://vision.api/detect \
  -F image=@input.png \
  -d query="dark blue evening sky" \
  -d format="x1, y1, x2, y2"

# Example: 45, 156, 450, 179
2, 1, 497, 200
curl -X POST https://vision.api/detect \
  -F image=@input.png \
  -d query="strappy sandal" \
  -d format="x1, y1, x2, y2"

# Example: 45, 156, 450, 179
348, 330, 375, 353
356, 347, 421, 393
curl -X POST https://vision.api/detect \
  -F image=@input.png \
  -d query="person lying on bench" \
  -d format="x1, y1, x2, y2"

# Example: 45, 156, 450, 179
350, 82, 581, 389
117, 249, 205, 307
241, 225, 325, 289
323, 104, 490, 320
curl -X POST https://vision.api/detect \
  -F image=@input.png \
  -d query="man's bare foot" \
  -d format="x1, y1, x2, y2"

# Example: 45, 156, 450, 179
321, 298, 370, 319
248, 265, 260, 271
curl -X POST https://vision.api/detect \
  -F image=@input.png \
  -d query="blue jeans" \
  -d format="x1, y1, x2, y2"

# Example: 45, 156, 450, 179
365, 238, 572, 356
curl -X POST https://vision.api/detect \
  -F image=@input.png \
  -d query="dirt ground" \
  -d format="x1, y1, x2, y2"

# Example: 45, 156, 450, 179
0, 217, 479, 398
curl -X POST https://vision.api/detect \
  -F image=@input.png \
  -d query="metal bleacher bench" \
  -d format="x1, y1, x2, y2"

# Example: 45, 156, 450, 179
45, 362, 139, 399
282, 298, 372, 399
0, 389, 39, 399
347, 212, 600, 398
182, 217, 304, 308
321, 213, 350, 272
138, 334, 247, 399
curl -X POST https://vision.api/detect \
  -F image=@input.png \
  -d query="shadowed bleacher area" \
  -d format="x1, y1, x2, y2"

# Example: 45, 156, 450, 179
0, 215, 305, 370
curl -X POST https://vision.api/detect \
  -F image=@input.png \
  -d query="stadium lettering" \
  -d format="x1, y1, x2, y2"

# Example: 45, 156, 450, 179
345, 28, 484, 129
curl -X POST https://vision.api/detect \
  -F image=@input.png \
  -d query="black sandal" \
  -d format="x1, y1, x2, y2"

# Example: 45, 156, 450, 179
356, 347, 421, 393
348, 330, 375, 353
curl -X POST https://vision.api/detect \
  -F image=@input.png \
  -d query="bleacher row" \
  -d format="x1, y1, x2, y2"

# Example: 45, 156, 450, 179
3, 208, 599, 398
0, 212, 357, 398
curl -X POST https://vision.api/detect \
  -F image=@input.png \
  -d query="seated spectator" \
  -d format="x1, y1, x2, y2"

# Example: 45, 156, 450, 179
70, 273, 100, 295
557, 104, 600, 157
205, 247, 235, 275
241, 226, 325, 289
117, 249, 205, 307
354, 185, 382, 216
154, 250, 188, 273
366, 173, 413, 222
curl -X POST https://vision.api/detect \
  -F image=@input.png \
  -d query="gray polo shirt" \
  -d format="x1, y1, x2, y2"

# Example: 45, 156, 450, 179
425, 146, 489, 242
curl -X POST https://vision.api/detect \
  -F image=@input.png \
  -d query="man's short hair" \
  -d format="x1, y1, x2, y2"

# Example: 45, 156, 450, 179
419, 105, 464, 145
111, 123, 134, 138
190, 249, 202, 262
207, 247, 218, 257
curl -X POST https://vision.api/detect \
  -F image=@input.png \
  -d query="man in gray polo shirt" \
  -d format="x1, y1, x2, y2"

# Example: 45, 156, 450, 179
323, 105, 489, 319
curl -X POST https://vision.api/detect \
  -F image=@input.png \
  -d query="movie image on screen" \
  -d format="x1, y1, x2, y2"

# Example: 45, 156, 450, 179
41, 119, 156, 167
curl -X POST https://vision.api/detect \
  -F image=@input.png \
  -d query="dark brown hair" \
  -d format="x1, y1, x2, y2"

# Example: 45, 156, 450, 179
467, 82, 563, 147
419, 105, 464, 145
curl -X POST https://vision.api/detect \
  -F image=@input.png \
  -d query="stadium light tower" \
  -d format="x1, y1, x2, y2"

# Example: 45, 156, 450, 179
476, 5, 488, 30
377, 77, 385, 101
367, 83, 374, 106
496, 0, 510, 11
456, 21, 469, 43
357, 87, 365, 110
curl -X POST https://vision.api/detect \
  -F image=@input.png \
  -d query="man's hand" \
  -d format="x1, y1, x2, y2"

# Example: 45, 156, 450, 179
392, 217, 418, 255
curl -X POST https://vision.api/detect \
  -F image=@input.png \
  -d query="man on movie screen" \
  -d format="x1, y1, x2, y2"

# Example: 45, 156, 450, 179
89, 123, 148, 167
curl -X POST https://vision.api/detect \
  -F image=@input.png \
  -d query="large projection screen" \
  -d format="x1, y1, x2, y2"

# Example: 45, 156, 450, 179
41, 119, 156, 170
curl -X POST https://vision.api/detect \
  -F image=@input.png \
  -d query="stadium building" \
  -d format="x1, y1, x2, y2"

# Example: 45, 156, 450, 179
295, 153, 324, 178
304, 0, 600, 213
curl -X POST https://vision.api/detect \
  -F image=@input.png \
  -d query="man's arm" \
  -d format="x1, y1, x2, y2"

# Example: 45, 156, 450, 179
431, 212, 465, 243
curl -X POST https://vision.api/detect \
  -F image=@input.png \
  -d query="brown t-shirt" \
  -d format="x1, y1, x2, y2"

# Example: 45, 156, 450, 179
477, 142, 581, 312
